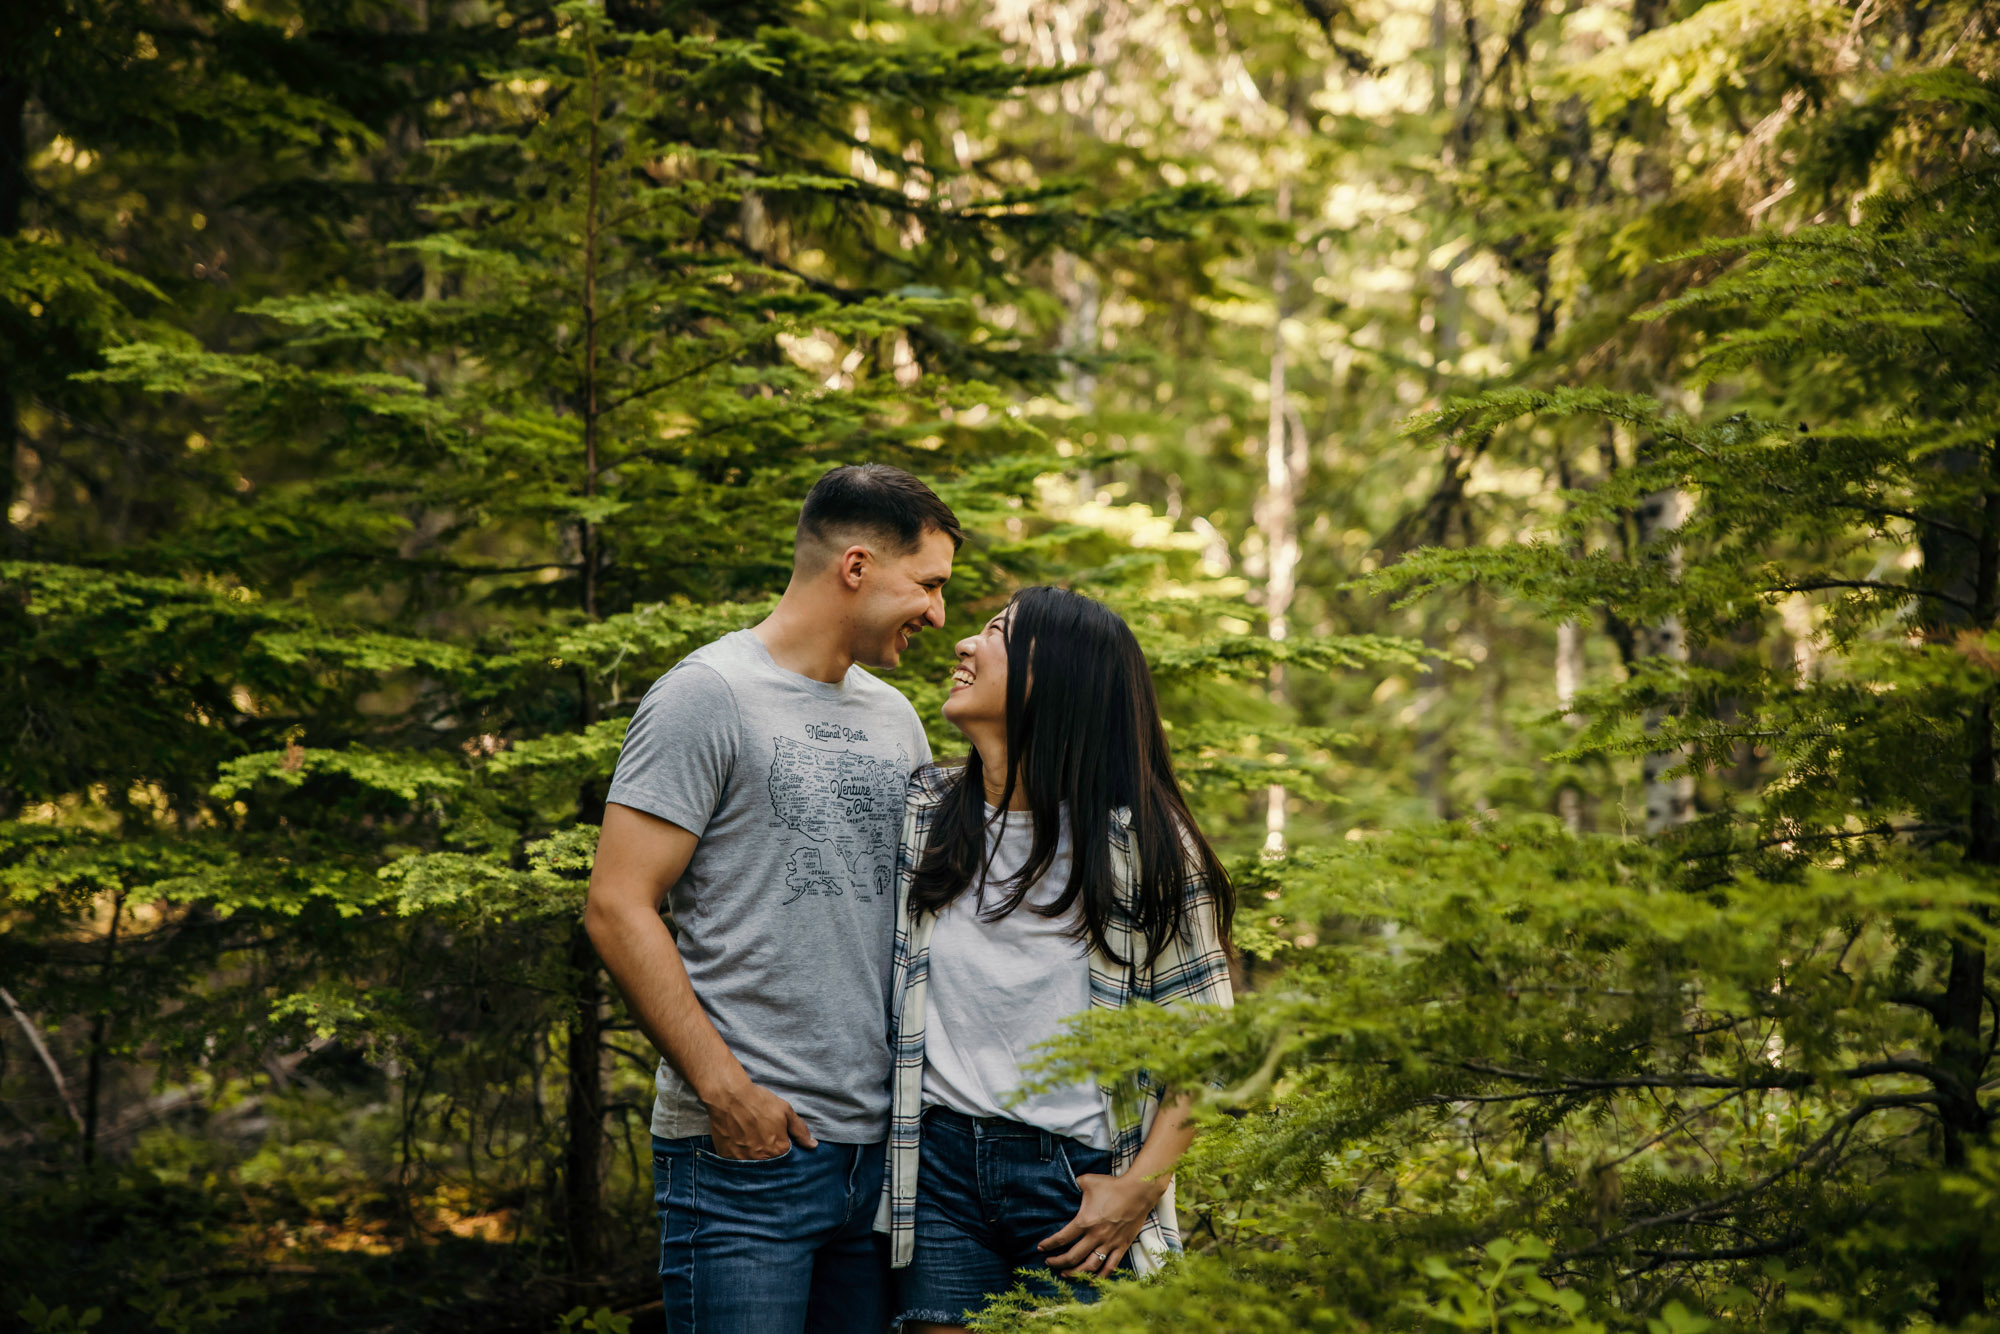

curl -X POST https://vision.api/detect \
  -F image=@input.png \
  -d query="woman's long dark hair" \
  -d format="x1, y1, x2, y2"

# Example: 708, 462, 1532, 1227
908, 586, 1233, 967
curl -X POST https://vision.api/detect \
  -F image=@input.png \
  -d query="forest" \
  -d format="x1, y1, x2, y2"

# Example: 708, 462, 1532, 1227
4, 0, 1999, 1329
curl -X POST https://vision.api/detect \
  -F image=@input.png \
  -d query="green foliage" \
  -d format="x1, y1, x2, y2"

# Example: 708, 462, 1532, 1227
3, 0, 1254, 1326
7, 0, 2000, 1331
17, 1298, 103, 1334
981, 17, 2000, 1334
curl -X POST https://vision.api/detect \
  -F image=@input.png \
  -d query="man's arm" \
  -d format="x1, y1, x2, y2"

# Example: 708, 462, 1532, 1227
584, 801, 817, 1158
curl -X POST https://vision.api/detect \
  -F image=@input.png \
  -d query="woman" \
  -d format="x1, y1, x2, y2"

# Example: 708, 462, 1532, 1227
877, 586, 1236, 1332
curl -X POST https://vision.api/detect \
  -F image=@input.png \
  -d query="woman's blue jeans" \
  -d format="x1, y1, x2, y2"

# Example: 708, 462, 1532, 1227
894, 1107, 1127, 1328
651, 1134, 889, 1334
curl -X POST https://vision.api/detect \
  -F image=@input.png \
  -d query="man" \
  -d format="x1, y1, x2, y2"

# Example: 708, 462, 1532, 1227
585, 463, 960, 1334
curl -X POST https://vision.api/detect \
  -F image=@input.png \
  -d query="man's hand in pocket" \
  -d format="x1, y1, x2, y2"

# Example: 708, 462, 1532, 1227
703, 1078, 817, 1159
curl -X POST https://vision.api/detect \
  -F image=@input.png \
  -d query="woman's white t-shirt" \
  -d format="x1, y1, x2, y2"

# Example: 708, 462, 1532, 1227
920, 806, 1112, 1149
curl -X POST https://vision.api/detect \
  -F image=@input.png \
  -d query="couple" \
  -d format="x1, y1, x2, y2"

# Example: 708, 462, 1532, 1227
585, 464, 1234, 1333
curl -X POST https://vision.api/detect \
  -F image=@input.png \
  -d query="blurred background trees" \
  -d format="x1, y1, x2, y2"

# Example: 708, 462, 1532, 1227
4, 0, 1999, 1330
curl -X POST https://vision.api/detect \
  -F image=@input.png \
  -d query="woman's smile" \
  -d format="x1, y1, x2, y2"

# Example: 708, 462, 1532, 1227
942, 609, 1010, 726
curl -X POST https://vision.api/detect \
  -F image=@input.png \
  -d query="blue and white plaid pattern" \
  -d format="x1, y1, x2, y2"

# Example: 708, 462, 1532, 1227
876, 762, 1235, 1274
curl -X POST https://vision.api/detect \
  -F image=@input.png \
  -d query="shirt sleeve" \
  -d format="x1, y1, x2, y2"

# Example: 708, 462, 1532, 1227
1145, 827, 1236, 1011
604, 661, 739, 836
910, 700, 934, 768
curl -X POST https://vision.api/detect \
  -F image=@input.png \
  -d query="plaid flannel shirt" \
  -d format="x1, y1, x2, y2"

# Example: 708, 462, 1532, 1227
875, 761, 1235, 1274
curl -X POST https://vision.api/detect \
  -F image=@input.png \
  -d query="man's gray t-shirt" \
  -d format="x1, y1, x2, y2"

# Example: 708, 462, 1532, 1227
606, 629, 932, 1144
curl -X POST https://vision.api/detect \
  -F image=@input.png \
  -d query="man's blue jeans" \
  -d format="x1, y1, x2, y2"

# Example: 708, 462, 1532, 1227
651, 1134, 889, 1334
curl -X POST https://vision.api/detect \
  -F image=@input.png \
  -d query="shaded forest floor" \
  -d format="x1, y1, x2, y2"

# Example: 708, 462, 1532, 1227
5, 1163, 661, 1332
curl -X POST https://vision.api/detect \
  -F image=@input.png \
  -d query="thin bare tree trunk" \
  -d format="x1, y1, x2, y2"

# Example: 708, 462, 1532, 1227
82, 887, 125, 1164
2, 67, 28, 555
1555, 621, 1583, 720
1262, 182, 1300, 855
1636, 483, 1694, 833
1054, 249, 1100, 497
579, 41, 603, 631
1553, 447, 1587, 832
563, 923, 607, 1276
1554, 619, 1585, 832
1, 986, 84, 1133
1410, 7, 1467, 823
1779, 595, 1819, 681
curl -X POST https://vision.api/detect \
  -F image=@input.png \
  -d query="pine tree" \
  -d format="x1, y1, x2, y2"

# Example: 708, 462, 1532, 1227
4, 0, 1255, 1319
1, 0, 514, 1179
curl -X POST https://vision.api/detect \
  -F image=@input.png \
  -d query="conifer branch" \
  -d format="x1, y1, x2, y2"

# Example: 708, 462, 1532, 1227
330, 553, 581, 575
720, 234, 866, 305
1754, 493, 1981, 542
1590, 1090, 1749, 1174
1454, 1060, 1811, 1092
1889, 989, 1948, 1021
597, 349, 754, 414
601, 1043, 660, 1078
1451, 1057, 1972, 1101
1843, 1059, 1977, 1105
1679, 824, 1948, 862
1907, 278, 1996, 340
1624, 1229, 1809, 1274
1413, 1088, 1573, 1105
1549, 1093, 1940, 1265
606, 401, 835, 468
1764, 578, 1976, 613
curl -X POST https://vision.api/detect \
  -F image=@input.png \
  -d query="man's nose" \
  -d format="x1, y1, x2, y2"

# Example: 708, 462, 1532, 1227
925, 590, 946, 629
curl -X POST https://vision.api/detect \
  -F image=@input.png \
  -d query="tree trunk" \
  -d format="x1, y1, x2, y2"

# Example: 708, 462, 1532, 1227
1429, 0, 1450, 113
1054, 249, 1100, 497
1262, 182, 1301, 856
562, 921, 607, 1277
1410, 20, 1466, 825
1779, 595, 1819, 681
1635, 482, 1694, 834
1551, 447, 1588, 831
1, 986, 83, 1133
82, 887, 125, 1165
1554, 619, 1585, 832
1933, 436, 1999, 1322
2, 66, 27, 555
578, 38, 604, 628
1554, 620, 1583, 719
1936, 924, 1988, 1322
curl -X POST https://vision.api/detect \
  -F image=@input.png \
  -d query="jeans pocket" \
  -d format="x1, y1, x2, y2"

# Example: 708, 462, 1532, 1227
1054, 1143, 1081, 1192
1056, 1141, 1114, 1192
695, 1140, 797, 1168
653, 1154, 674, 1278
651, 1151, 674, 1208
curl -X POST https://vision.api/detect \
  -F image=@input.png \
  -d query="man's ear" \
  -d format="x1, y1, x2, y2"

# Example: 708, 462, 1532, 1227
837, 545, 872, 590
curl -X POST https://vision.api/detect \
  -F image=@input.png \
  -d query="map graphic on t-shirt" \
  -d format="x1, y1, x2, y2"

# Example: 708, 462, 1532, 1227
782, 846, 847, 903
767, 736, 908, 903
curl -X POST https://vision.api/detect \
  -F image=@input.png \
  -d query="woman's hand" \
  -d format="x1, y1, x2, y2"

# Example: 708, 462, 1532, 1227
1037, 1170, 1167, 1277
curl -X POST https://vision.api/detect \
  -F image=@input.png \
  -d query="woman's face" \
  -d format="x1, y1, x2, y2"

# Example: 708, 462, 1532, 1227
942, 606, 1012, 734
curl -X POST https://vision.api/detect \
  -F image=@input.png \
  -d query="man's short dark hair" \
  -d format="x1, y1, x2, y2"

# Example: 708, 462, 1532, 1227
796, 464, 963, 565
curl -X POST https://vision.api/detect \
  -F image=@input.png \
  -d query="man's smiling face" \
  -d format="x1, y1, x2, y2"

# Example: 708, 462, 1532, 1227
851, 526, 955, 670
